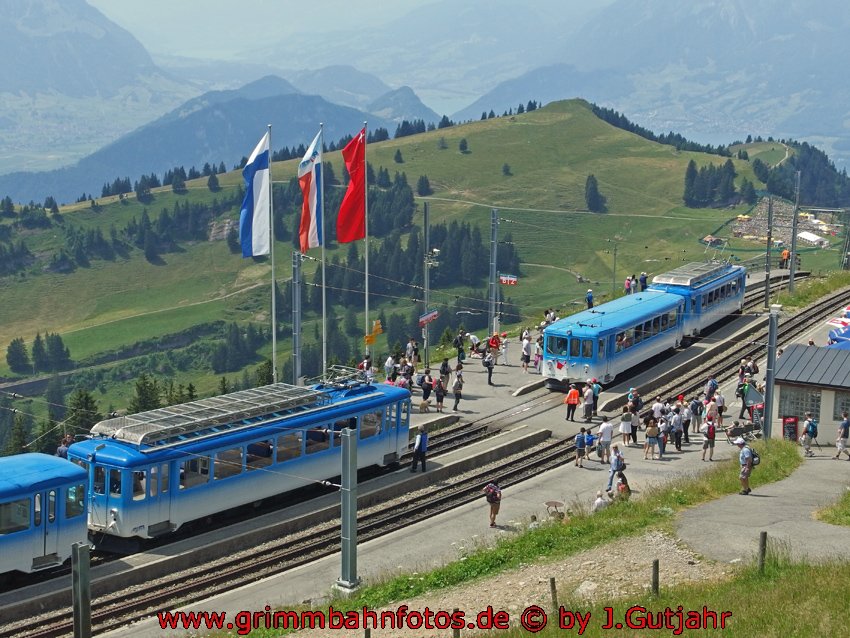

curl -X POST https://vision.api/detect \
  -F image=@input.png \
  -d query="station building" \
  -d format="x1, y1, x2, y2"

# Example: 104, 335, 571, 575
771, 343, 850, 440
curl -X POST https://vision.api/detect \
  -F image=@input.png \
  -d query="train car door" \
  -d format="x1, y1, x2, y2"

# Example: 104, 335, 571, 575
88, 464, 118, 533
148, 463, 172, 533
31, 489, 60, 566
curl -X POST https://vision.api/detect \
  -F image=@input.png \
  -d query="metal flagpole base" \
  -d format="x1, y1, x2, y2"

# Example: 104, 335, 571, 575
333, 578, 362, 597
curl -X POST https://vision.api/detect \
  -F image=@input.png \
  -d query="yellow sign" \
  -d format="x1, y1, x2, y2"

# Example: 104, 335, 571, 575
372, 319, 383, 334
364, 334, 376, 345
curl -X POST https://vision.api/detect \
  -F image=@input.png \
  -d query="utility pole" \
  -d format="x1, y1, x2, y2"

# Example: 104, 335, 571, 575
764, 197, 773, 309
292, 251, 302, 385
763, 304, 781, 439
788, 171, 801, 292
422, 203, 439, 369
611, 242, 618, 298
488, 209, 499, 335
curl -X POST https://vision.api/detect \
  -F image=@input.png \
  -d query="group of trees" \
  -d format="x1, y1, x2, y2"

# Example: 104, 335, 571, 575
210, 323, 267, 374
6, 332, 73, 374
683, 159, 756, 208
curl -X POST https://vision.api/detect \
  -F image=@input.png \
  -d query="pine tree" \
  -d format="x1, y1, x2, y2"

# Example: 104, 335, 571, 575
31, 333, 48, 372
6, 337, 30, 373
128, 373, 161, 413
207, 173, 220, 191
66, 389, 101, 435
502, 163, 512, 176
394, 149, 403, 164
585, 175, 606, 212
416, 175, 432, 196
459, 138, 468, 153
683, 160, 698, 207
3, 413, 27, 456
256, 360, 273, 386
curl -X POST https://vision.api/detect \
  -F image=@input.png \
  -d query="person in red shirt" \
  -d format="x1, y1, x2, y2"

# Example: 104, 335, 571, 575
487, 332, 502, 364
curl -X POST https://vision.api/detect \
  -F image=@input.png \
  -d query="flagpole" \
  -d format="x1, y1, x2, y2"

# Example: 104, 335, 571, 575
267, 124, 278, 384
320, 123, 328, 378
363, 121, 370, 358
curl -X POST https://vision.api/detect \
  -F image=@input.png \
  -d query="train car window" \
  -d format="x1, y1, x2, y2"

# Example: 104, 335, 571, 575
668, 310, 677, 327
133, 471, 146, 500
568, 338, 579, 357
276, 433, 302, 463
94, 466, 105, 495
0, 498, 30, 534
385, 405, 396, 430
247, 441, 274, 470
644, 321, 653, 340
700, 295, 706, 309
66, 484, 85, 518
179, 458, 209, 490
652, 317, 660, 335
615, 333, 624, 352
214, 448, 244, 480
731, 280, 737, 294
34, 493, 42, 526
361, 411, 382, 439
623, 328, 634, 349
598, 338, 605, 360
47, 490, 56, 523
332, 418, 357, 447
306, 427, 331, 454
71, 458, 88, 473
581, 339, 593, 358
633, 325, 643, 344
660, 314, 669, 330
159, 464, 169, 494
546, 336, 569, 356
109, 469, 122, 496
691, 299, 696, 314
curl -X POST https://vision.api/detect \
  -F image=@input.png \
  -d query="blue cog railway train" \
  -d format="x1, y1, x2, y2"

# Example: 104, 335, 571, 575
542, 262, 746, 390
0, 454, 89, 576
68, 377, 411, 540
1, 375, 410, 575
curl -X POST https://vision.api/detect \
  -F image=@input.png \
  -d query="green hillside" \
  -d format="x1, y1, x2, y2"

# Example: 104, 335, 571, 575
0, 99, 771, 411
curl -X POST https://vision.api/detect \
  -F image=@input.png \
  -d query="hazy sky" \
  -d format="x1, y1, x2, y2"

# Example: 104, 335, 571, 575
87, 0, 434, 59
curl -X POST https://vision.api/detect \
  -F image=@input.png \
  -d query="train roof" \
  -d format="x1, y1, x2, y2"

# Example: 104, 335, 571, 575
544, 290, 682, 336
73, 377, 409, 465
0, 453, 87, 497
650, 261, 743, 289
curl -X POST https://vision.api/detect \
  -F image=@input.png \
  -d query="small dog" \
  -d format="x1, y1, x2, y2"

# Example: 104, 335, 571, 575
419, 399, 431, 413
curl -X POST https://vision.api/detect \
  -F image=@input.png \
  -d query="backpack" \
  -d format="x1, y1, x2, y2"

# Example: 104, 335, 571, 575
485, 483, 501, 503
416, 373, 425, 387
750, 361, 759, 374
452, 335, 463, 348
707, 424, 716, 440
735, 383, 746, 398
750, 447, 761, 466
614, 454, 626, 472
807, 420, 818, 438
452, 377, 463, 392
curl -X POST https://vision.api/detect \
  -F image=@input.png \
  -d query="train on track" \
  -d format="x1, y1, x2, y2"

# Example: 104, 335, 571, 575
1, 372, 411, 574
542, 261, 746, 390
0, 454, 89, 575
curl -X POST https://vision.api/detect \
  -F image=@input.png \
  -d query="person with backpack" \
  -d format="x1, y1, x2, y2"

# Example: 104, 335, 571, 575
800, 412, 818, 457
483, 351, 495, 385
439, 358, 452, 388
607, 443, 625, 492
736, 375, 752, 419
591, 379, 602, 417
433, 376, 446, 412
575, 427, 588, 467
670, 407, 684, 451
734, 436, 754, 495
704, 375, 719, 401
483, 479, 502, 528
452, 364, 464, 412
452, 330, 465, 364
420, 368, 433, 401
700, 418, 716, 461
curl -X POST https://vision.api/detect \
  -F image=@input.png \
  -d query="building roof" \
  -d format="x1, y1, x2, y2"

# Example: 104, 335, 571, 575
774, 343, 850, 390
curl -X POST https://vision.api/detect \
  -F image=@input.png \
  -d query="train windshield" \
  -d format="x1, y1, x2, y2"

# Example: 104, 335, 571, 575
546, 336, 569, 356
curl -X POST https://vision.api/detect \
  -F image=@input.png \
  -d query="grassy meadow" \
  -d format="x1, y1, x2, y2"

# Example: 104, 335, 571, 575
0, 99, 843, 409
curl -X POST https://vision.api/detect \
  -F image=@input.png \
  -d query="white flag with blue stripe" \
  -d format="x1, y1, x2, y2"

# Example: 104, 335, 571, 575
239, 132, 271, 257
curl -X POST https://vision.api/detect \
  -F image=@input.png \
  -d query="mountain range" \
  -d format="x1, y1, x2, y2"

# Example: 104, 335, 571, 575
3, 0, 850, 203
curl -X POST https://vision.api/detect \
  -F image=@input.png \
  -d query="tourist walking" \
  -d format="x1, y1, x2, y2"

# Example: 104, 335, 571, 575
483, 479, 502, 527
597, 416, 613, 464
644, 418, 659, 460
483, 351, 495, 385
834, 411, 850, 460
582, 383, 594, 423
575, 427, 588, 467
734, 437, 753, 495
521, 334, 531, 373
607, 443, 625, 492
619, 405, 632, 445
700, 418, 716, 461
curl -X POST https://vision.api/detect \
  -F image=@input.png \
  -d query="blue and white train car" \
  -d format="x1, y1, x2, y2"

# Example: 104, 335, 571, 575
68, 378, 410, 539
0, 453, 88, 574
648, 262, 746, 337
542, 291, 685, 390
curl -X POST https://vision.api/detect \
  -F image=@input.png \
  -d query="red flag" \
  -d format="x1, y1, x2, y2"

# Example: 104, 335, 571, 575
337, 128, 366, 243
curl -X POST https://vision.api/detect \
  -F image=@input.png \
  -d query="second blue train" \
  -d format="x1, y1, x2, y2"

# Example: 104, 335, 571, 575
542, 261, 745, 390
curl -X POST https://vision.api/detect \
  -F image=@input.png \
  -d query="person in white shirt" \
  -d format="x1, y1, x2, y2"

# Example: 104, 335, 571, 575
592, 490, 610, 513
714, 390, 726, 426
597, 416, 614, 464
384, 354, 395, 380
520, 336, 532, 373
467, 333, 482, 357
652, 397, 664, 420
